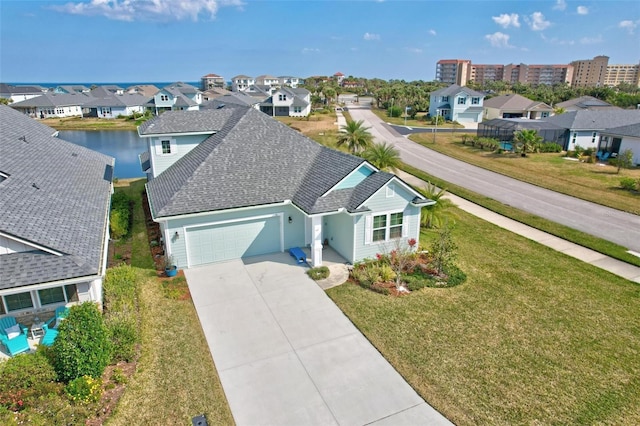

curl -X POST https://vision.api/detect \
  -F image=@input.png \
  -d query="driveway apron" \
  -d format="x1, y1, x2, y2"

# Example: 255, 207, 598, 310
185, 253, 451, 425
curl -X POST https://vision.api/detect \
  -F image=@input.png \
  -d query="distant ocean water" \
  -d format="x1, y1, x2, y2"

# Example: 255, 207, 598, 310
6, 81, 201, 89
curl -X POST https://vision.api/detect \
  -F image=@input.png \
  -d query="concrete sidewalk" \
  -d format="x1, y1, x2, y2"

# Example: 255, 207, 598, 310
186, 254, 452, 426
397, 171, 640, 283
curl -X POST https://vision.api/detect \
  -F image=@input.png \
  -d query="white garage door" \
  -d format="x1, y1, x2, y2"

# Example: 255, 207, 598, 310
186, 215, 282, 266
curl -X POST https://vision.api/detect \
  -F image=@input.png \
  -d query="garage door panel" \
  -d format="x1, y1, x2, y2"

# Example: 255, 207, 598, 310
187, 216, 281, 266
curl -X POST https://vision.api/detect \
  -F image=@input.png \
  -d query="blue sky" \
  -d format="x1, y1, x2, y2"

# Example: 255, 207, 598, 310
1, 0, 639, 83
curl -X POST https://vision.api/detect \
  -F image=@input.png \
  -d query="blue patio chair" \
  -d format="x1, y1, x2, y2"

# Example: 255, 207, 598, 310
601, 152, 610, 161
0, 316, 30, 356
41, 306, 70, 346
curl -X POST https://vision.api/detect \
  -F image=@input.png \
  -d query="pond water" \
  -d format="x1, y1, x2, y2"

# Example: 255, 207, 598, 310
58, 130, 145, 179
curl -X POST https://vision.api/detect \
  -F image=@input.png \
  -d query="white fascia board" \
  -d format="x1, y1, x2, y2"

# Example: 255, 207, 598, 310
354, 176, 428, 210
0, 274, 101, 296
138, 130, 217, 138
153, 200, 293, 223
322, 162, 377, 196
0, 231, 63, 256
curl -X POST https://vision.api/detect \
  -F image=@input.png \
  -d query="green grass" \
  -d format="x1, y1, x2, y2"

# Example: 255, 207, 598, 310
410, 133, 640, 215
369, 107, 463, 128
106, 181, 234, 425
401, 163, 640, 268
327, 212, 640, 425
42, 117, 138, 131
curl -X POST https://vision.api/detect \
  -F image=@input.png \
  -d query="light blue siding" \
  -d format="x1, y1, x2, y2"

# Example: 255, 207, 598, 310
353, 182, 421, 262
333, 165, 374, 190
165, 204, 306, 268
323, 212, 355, 262
149, 134, 209, 177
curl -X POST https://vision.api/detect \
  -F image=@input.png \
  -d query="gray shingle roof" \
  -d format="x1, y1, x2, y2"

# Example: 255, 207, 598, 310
431, 84, 484, 98
146, 107, 407, 218
542, 110, 640, 130
0, 105, 114, 290
10, 93, 91, 108
202, 92, 259, 108
556, 96, 616, 110
83, 93, 149, 108
139, 108, 236, 135
483, 94, 552, 111
604, 122, 640, 138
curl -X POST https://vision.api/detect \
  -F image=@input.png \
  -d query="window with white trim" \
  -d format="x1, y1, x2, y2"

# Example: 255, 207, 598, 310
278, 94, 287, 101
38, 287, 66, 306
441, 96, 449, 102
369, 212, 404, 243
4, 292, 33, 312
293, 106, 302, 113
471, 97, 480, 105
457, 97, 467, 105
161, 140, 172, 154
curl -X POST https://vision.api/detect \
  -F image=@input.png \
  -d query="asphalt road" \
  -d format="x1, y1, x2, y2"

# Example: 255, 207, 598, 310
348, 106, 640, 254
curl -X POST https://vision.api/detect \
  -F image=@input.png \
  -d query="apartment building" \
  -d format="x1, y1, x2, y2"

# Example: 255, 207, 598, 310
201, 73, 226, 91
437, 60, 572, 86
570, 55, 609, 88
435, 59, 472, 86
604, 63, 640, 87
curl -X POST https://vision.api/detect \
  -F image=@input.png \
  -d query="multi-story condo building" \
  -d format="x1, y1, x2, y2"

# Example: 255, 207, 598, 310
469, 64, 504, 85
231, 75, 256, 92
570, 55, 609, 87
604, 63, 640, 87
502, 63, 573, 86
435, 60, 472, 86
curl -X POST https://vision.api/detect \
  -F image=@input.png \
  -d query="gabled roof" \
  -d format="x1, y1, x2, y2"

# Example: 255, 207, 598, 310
202, 92, 260, 108
232, 75, 253, 80
202, 73, 223, 78
483, 94, 552, 111
556, 96, 618, 111
145, 107, 418, 218
0, 105, 114, 290
83, 93, 149, 108
163, 82, 200, 96
139, 108, 236, 135
10, 93, 91, 108
603, 122, 640, 138
126, 84, 159, 97
0, 84, 44, 95
431, 84, 484, 98
55, 85, 90, 94
542, 110, 640, 131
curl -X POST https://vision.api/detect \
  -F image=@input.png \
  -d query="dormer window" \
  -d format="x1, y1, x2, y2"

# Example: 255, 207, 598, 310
457, 97, 467, 105
161, 140, 171, 154
160, 95, 169, 101
278, 94, 287, 101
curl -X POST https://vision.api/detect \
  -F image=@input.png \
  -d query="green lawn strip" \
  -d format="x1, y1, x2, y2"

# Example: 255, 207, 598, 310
409, 133, 640, 215
401, 163, 640, 268
369, 107, 463, 128
44, 117, 138, 131
107, 181, 234, 425
327, 213, 640, 425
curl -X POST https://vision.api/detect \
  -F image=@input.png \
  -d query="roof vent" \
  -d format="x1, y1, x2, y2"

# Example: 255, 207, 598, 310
216, 104, 226, 109
18, 135, 27, 142
32, 183, 40, 190
72, 153, 78, 157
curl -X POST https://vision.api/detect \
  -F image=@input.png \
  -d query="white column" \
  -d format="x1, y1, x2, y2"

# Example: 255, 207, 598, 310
311, 216, 323, 267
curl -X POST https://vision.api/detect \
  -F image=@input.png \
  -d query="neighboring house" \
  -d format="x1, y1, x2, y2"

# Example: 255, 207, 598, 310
542, 110, 640, 151
53, 85, 91, 95
334, 72, 345, 85
555, 96, 619, 111
598, 123, 640, 165
10, 93, 89, 118
255, 75, 281, 88
483, 94, 553, 120
202, 92, 261, 110
478, 118, 566, 145
138, 106, 431, 269
202, 87, 232, 101
147, 82, 202, 115
83, 93, 149, 118
0, 83, 46, 103
201, 73, 225, 90
126, 84, 159, 98
429, 84, 485, 123
279, 76, 304, 88
342, 79, 364, 90
231, 75, 256, 92
91, 85, 124, 96
259, 87, 311, 117
0, 105, 113, 325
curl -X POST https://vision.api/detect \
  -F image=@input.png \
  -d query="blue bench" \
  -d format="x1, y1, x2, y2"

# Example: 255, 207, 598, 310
289, 247, 307, 264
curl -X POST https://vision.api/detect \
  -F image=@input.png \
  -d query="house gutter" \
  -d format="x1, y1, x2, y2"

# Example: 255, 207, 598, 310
152, 200, 293, 223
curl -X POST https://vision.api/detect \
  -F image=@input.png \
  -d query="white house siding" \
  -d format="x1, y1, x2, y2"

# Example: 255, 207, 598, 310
0, 235, 33, 255
163, 204, 306, 268
619, 136, 640, 166
352, 183, 422, 262
567, 130, 601, 151
147, 134, 210, 177
32, 105, 82, 118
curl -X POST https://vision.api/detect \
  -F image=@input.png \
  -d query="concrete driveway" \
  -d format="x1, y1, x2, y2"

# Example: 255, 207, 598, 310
185, 253, 451, 426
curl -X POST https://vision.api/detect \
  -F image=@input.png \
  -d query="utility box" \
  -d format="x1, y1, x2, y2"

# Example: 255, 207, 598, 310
192, 414, 208, 426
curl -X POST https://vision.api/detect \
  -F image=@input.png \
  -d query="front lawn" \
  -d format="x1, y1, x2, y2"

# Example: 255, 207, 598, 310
369, 107, 463, 128
327, 211, 640, 424
409, 133, 640, 215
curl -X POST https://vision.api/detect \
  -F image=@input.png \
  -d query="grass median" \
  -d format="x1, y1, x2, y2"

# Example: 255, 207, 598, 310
327, 211, 640, 425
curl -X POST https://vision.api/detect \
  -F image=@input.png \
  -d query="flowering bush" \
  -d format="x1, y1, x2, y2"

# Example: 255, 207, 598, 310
65, 375, 102, 404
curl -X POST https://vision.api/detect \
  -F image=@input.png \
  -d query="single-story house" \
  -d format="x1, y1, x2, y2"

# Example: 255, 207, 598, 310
477, 118, 566, 146
483, 93, 553, 120
138, 105, 432, 269
429, 84, 485, 123
599, 123, 640, 166
126, 84, 159, 98
83, 93, 149, 118
10, 93, 89, 118
0, 105, 114, 328
0, 83, 46, 103
53, 85, 91, 95
555, 96, 619, 111
202, 92, 261, 110
542, 110, 640, 151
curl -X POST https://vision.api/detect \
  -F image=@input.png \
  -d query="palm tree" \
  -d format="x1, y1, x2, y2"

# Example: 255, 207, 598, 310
337, 120, 373, 154
420, 182, 455, 229
362, 142, 401, 172
513, 129, 543, 157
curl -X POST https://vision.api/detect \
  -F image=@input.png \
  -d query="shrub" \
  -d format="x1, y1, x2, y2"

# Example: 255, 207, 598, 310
52, 302, 112, 382
537, 142, 562, 153
65, 376, 102, 404
109, 192, 131, 239
111, 368, 127, 385
106, 314, 138, 363
0, 351, 58, 412
620, 177, 637, 191
307, 266, 330, 280
444, 265, 467, 287
103, 265, 140, 362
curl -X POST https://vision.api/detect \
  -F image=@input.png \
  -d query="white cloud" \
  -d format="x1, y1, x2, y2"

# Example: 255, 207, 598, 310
363, 32, 380, 41
527, 12, 551, 31
429, 29, 437, 36
553, 0, 567, 11
619, 20, 638, 34
404, 47, 423, 54
580, 35, 602, 44
485, 32, 513, 48
302, 47, 320, 54
492, 13, 520, 29
540, 33, 575, 46
577, 6, 588, 15
50, 0, 244, 22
